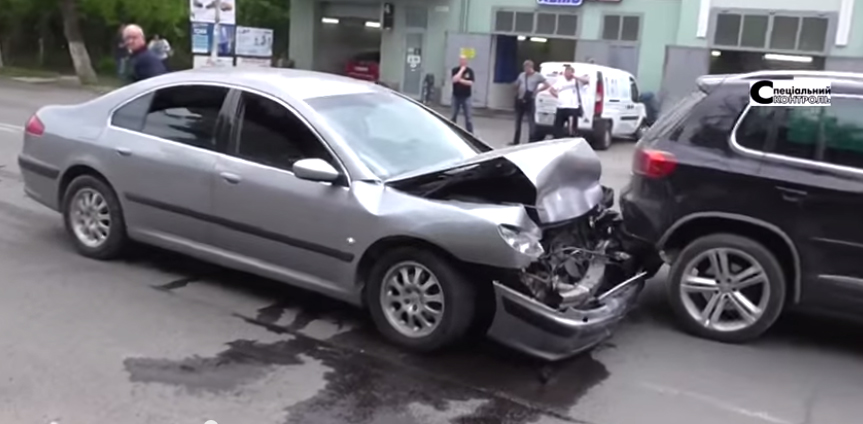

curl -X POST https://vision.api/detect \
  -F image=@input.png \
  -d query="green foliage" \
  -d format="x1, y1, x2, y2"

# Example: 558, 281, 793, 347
0, 0, 290, 73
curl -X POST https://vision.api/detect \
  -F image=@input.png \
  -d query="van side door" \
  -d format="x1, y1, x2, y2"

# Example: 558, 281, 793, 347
624, 76, 646, 135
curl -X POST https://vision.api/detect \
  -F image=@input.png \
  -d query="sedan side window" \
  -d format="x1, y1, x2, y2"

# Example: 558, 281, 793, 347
141, 85, 229, 150
111, 92, 153, 132
235, 92, 334, 171
820, 97, 863, 169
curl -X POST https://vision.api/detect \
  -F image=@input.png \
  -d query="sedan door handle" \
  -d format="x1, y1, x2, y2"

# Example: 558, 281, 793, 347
777, 186, 808, 202
220, 172, 242, 184
116, 147, 132, 156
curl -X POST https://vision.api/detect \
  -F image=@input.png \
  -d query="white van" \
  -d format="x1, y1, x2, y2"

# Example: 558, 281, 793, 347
533, 62, 648, 150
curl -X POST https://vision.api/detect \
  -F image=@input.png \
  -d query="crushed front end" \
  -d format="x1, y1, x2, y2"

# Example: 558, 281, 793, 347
486, 187, 662, 361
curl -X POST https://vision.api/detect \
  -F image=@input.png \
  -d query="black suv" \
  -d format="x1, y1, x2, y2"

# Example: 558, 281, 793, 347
621, 71, 863, 343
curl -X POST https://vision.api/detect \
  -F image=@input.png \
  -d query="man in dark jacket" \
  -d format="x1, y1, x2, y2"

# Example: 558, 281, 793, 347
122, 24, 167, 83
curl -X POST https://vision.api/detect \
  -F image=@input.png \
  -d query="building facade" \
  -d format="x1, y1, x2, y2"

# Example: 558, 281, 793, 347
289, 0, 863, 110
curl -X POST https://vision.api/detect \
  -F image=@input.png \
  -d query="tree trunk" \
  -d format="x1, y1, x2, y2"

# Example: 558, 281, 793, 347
0, 41, 5, 68
59, 0, 97, 84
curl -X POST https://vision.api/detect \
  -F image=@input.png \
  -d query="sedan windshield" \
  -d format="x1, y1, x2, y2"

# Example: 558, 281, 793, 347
306, 92, 485, 179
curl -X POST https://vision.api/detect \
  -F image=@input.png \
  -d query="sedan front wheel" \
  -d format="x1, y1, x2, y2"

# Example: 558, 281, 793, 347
367, 247, 476, 353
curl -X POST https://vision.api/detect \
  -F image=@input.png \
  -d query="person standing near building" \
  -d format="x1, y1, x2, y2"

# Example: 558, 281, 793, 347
113, 24, 128, 79
123, 24, 167, 83
147, 34, 172, 70
451, 55, 475, 133
512, 60, 549, 145
545, 65, 590, 139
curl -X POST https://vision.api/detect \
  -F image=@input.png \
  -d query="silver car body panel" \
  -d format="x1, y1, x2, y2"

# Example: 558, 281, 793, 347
18, 67, 652, 360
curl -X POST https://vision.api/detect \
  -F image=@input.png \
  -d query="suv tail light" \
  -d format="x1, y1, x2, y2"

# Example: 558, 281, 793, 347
25, 115, 44, 136
633, 147, 676, 178
594, 75, 604, 116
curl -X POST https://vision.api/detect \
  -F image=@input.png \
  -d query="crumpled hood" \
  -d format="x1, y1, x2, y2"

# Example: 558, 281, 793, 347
386, 138, 605, 224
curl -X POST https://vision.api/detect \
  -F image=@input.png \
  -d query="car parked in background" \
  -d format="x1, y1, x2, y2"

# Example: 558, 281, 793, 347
621, 70, 863, 343
345, 51, 380, 82
17, 68, 658, 361
533, 61, 648, 150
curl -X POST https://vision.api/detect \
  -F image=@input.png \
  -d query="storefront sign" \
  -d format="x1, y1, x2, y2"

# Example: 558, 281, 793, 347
382, 3, 395, 30
190, 22, 235, 56
189, 0, 236, 25
192, 55, 234, 68
236, 57, 272, 68
235, 26, 273, 57
460, 47, 476, 59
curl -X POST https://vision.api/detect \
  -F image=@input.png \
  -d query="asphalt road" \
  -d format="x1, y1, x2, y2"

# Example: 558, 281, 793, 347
2, 79, 863, 424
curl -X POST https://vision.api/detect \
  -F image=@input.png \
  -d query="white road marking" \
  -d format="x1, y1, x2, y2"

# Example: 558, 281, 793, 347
0, 122, 22, 133
641, 382, 794, 424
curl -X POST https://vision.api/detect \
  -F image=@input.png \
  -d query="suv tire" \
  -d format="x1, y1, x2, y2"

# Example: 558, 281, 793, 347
366, 247, 476, 353
667, 233, 786, 343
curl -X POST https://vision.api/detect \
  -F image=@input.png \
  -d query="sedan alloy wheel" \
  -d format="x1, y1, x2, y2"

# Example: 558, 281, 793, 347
380, 261, 445, 338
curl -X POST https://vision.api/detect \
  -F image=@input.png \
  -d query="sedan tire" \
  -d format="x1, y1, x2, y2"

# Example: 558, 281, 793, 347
62, 175, 128, 260
367, 247, 476, 353
667, 233, 786, 343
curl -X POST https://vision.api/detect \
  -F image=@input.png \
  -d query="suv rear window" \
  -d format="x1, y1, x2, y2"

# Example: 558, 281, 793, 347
640, 90, 707, 141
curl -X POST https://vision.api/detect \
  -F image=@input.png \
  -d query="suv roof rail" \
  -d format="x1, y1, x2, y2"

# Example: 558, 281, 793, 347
696, 70, 863, 92
733, 70, 863, 81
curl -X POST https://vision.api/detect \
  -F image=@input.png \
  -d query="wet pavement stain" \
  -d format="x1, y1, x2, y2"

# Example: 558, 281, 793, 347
151, 276, 199, 291
252, 292, 357, 333
133, 252, 614, 422
122, 331, 586, 424
123, 339, 305, 394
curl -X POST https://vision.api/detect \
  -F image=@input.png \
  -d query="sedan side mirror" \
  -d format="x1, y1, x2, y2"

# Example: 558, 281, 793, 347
293, 158, 340, 182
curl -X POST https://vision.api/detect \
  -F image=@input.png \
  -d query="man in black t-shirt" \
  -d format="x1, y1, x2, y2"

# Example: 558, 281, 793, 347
450, 55, 475, 133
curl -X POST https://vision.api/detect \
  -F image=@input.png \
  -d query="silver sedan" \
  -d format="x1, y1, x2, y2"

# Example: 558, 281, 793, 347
17, 68, 659, 360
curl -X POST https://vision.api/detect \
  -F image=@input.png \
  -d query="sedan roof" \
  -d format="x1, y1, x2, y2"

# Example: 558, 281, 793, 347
151, 67, 383, 101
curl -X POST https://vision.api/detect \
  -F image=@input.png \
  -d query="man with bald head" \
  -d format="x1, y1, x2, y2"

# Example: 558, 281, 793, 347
123, 24, 166, 83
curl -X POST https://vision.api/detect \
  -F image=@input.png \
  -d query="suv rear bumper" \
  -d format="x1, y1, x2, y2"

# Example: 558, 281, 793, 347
619, 182, 665, 246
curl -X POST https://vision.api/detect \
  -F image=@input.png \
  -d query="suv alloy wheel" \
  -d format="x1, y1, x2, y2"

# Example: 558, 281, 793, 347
667, 233, 786, 343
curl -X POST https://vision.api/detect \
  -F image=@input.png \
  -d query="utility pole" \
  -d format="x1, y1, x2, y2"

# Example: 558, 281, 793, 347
210, 0, 221, 64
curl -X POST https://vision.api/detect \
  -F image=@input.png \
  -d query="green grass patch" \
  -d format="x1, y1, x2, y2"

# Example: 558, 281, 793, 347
0, 66, 62, 78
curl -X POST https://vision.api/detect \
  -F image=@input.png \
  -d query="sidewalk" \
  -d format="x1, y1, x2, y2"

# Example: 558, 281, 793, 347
429, 104, 514, 120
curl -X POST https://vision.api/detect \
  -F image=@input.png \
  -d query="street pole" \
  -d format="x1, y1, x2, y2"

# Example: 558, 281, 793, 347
210, 0, 221, 64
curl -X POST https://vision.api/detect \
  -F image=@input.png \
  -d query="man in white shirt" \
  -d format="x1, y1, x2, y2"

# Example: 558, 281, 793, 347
545, 65, 590, 139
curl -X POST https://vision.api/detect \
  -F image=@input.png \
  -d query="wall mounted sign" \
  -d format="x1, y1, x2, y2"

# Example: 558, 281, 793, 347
536, 0, 583, 5
382, 3, 395, 30
536, 0, 620, 5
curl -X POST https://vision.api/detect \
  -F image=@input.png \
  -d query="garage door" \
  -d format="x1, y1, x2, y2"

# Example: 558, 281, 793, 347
442, 33, 492, 108
825, 57, 863, 73
659, 46, 710, 114
321, 2, 380, 20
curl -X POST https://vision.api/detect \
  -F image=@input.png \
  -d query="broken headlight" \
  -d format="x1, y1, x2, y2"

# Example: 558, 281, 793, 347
498, 224, 544, 258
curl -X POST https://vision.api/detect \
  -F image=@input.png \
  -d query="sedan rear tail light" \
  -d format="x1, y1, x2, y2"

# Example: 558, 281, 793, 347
633, 147, 676, 178
25, 115, 44, 136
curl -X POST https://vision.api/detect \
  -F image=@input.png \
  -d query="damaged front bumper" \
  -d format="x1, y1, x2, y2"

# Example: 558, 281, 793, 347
485, 271, 647, 361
